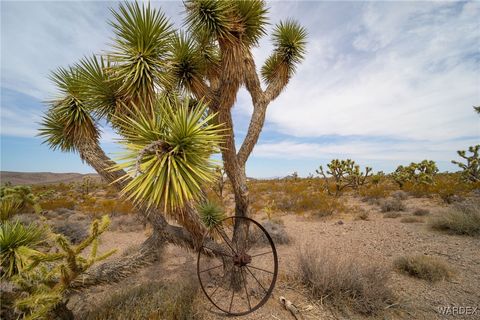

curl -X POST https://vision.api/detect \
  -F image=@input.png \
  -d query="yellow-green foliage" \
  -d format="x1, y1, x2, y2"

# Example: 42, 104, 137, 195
1, 196, 22, 221
392, 160, 438, 188
1, 185, 42, 214
12, 216, 115, 319
0, 221, 47, 278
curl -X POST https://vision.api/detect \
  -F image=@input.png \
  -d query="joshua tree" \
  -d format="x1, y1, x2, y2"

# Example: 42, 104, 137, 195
39, 0, 306, 286
452, 145, 480, 183
392, 160, 438, 188
316, 159, 372, 196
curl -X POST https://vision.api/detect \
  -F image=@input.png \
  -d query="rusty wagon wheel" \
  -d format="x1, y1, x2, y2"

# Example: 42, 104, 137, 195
197, 216, 278, 316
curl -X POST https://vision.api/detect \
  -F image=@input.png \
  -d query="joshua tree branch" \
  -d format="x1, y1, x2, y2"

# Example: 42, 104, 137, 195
238, 54, 290, 166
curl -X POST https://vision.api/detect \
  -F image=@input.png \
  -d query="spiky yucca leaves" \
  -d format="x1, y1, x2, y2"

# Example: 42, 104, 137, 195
75, 55, 123, 121
261, 20, 307, 84
0, 221, 47, 278
198, 201, 225, 229
115, 96, 224, 212
185, 0, 268, 46
1, 186, 42, 214
169, 32, 209, 96
452, 145, 480, 183
38, 67, 99, 153
0, 196, 22, 221
12, 216, 115, 320
109, 1, 173, 103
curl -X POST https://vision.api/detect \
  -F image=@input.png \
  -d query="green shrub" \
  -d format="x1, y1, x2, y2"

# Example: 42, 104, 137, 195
85, 278, 198, 320
430, 201, 480, 236
295, 247, 393, 315
394, 255, 452, 282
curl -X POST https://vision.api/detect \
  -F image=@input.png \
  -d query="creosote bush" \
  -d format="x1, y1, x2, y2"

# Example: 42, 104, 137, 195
84, 277, 199, 320
40, 198, 75, 211
413, 208, 430, 216
394, 255, 453, 282
380, 198, 406, 212
295, 247, 394, 315
430, 201, 480, 236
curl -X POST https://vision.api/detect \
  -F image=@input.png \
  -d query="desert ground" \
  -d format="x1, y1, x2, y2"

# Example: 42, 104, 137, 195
4, 174, 478, 320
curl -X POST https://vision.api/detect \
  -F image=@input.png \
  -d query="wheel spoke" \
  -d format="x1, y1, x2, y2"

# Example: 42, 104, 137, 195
229, 286, 235, 313
215, 226, 237, 254
250, 251, 272, 258
199, 263, 223, 273
245, 265, 267, 293
247, 265, 274, 275
241, 267, 252, 310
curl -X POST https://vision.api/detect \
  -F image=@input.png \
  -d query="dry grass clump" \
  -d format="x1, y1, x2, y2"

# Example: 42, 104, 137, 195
354, 210, 369, 221
391, 190, 408, 200
400, 216, 424, 223
394, 255, 453, 282
295, 247, 394, 315
413, 208, 430, 216
380, 198, 406, 212
430, 201, 480, 236
84, 277, 198, 320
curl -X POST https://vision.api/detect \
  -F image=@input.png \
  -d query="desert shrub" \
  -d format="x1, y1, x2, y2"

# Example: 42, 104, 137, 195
50, 221, 88, 244
40, 198, 75, 211
413, 208, 430, 216
114, 201, 135, 215
394, 255, 452, 282
380, 198, 406, 212
109, 215, 144, 232
295, 247, 394, 315
84, 278, 198, 320
400, 216, 424, 223
430, 201, 480, 236
359, 184, 389, 204
250, 220, 290, 246
391, 190, 408, 200
355, 210, 369, 221
383, 212, 401, 219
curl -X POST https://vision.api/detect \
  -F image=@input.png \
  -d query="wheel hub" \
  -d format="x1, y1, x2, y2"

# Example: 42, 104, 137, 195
233, 252, 251, 266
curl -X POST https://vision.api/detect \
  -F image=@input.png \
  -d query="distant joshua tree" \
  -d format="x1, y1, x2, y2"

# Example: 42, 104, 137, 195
39, 0, 307, 285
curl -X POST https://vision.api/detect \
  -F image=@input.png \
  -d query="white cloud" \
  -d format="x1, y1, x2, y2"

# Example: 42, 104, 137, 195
246, 1, 480, 142
253, 137, 479, 163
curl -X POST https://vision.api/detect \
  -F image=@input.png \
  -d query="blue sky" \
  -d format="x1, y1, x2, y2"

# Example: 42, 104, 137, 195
1, 1, 479, 178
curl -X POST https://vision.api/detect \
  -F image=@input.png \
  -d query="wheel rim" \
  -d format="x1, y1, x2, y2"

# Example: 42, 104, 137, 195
197, 216, 278, 316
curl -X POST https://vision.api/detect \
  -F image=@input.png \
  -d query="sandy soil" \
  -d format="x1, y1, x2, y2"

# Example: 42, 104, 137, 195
71, 195, 480, 320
